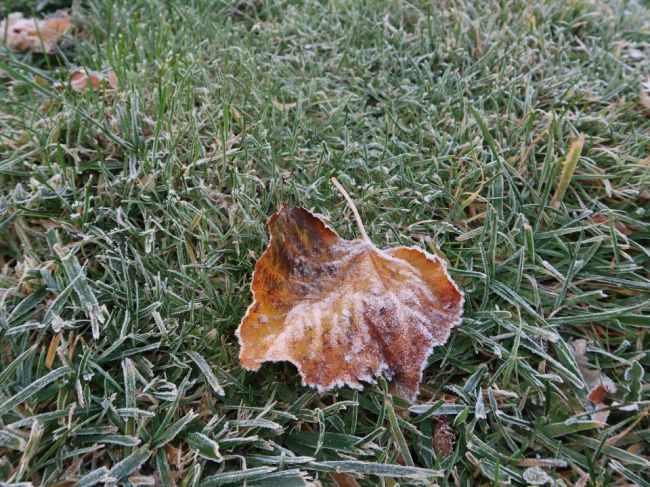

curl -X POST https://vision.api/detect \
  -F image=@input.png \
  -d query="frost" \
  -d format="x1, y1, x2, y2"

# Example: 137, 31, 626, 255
50, 314, 71, 333
523, 467, 553, 485
237, 206, 464, 401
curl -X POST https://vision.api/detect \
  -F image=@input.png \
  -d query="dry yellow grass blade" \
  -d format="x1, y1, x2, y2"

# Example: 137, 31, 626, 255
550, 135, 585, 210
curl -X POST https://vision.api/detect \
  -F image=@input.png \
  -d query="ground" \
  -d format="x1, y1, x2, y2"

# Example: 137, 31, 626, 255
0, 0, 649, 485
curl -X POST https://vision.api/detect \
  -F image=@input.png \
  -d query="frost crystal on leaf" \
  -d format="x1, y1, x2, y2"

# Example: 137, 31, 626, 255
236, 206, 464, 401
523, 467, 553, 486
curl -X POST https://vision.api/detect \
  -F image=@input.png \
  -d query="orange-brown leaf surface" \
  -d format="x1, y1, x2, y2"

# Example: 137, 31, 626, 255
236, 206, 464, 401
54, 69, 118, 92
433, 418, 456, 458
0, 12, 71, 53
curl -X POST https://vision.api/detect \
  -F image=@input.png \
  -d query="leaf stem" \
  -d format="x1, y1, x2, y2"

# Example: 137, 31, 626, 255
331, 177, 370, 242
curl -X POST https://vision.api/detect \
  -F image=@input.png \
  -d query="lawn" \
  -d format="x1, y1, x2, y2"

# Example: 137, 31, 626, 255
1, 0, 649, 485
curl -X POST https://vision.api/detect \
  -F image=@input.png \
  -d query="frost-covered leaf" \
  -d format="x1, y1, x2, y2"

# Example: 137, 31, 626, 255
187, 351, 225, 396
0, 429, 27, 451
108, 447, 151, 482
201, 466, 276, 486
237, 206, 463, 401
0, 367, 72, 416
433, 418, 456, 458
54, 69, 118, 92
308, 460, 442, 479
624, 361, 643, 403
0, 11, 72, 53
522, 466, 553, 485
72, 467, 111, 487
186, 433, 223, 462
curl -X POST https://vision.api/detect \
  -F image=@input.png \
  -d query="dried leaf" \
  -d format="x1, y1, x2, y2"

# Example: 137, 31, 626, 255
587, 384, 610, 404
591, 404, 610, 423
433, 418, 456, 458
0, 11, 72, 53
54, 69, 118, 92
330, 472, 361, 487
236, 206, 464, 401
570, 339, 617, 424
107, 70, 119, 89
588, 213, 633, 237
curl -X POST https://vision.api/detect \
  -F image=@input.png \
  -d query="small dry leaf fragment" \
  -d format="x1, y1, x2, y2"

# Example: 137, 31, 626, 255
587, 383, 611, 404
570, 339, 617, 424
236, 205, 464, 401
0, 11, 72, 53
433, 418, 456, 458
588, 213, 633, 237
330, 472, 361, 487
591, 404, 610, 424
54, 69, 118, 92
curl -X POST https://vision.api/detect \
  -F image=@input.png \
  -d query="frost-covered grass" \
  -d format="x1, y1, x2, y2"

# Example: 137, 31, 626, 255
1, 0, 649, 485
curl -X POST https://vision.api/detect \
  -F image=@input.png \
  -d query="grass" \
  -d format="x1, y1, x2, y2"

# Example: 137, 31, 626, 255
1, 0, 649, 485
